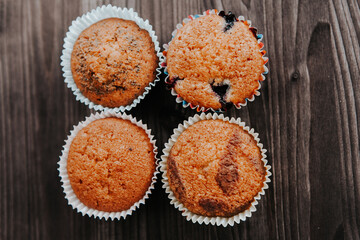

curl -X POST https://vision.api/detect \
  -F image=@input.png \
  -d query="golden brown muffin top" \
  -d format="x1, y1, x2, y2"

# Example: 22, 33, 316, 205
167, 119, 265, 217
166, 13, 264, 110
71, 18, 158, 108
67, 117, 155, 212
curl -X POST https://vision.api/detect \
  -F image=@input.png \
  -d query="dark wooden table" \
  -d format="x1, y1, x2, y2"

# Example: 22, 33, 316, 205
1, 0, 359, 239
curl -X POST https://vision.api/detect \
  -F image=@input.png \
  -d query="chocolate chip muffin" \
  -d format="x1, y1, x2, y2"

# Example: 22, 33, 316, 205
71, 18, 158, 108
166, 11, 266, 110
167, 119, 266, 217
67, 117, 156, 212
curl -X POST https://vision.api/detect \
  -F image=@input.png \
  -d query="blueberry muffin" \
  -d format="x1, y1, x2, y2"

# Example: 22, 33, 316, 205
67, 117, 156, 212
71, 18, 158, 108
166, 11, 266, 110
167, 119, 265, 217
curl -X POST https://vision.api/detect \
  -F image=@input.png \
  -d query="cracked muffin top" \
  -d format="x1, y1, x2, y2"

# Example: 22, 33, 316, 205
67, 117, 155, 212
166, 12, 265, 110
167, 119, 265, 217
71, 18, 158, 108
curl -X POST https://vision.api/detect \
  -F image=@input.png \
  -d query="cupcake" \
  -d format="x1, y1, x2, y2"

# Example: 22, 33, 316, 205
71, 18, 158, 108
160, 113, 271, 226
163, 10, 268, 111
61, 5, 162, 112
58, 112, 158, 220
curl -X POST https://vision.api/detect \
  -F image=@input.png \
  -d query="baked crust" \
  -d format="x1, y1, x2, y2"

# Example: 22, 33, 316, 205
167, 14, 264, 110
67, 118, 155, 212
71, 18, 158, 108
167, 120, 265, 217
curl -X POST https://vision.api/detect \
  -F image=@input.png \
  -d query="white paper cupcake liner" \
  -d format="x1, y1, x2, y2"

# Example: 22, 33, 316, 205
162, 9, 268, 112
58, 111, 159, 220
60, 5, 164, 112
160, 112, 271, 226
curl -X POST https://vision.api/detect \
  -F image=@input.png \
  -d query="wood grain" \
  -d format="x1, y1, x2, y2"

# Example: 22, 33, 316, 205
0, 0, 359, 239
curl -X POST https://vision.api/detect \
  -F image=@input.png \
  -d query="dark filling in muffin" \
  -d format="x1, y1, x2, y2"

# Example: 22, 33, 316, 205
209, 80, 233, 111
249, 27, 258, 38
167, 76, 233, 110
166, 76, 182, 89
218, 11, 237, 32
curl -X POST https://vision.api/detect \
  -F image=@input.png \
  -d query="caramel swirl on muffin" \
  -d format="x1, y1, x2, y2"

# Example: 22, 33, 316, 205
167, 119, 265, 217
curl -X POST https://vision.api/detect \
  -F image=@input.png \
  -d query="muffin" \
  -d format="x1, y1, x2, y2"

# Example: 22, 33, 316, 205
71, 18, 159, 108
66, 117, 156, 212
165, 10, 267, 111
166, 118, 266, 217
